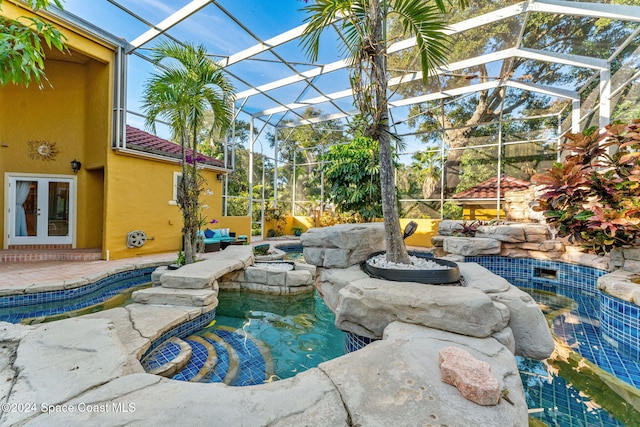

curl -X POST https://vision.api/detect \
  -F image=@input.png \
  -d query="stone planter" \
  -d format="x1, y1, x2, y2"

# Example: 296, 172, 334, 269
254, 260, 296, 270
362, 251, 461, 284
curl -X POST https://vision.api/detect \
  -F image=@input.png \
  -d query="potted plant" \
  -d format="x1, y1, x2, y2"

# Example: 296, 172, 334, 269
362, 221, 461, 285
291, 226, 303, 237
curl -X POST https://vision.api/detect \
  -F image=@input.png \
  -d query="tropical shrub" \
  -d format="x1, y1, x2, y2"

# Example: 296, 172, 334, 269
322, 135, 401, 221
318, 211, 364, 227
532, 120, 640, 254
264, 206, 287, 237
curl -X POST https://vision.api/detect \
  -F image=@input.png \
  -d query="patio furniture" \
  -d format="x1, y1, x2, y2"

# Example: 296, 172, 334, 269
197, 228, 237, 252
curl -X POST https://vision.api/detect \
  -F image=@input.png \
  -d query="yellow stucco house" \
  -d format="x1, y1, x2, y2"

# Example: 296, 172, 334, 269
1, 2, 249, 260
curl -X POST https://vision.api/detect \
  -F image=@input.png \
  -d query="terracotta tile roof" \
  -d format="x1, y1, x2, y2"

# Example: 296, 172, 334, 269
125, 125, 225, 168
452, 176, 530, 199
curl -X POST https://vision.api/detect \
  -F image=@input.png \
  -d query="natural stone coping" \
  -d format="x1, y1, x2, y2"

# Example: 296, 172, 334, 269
83, 303, 216, 360
132, 287, 219, 307
0, 247, 253, 297
598, 270, 640, 306
160, 246, 254, 289
0, 319, 527, 426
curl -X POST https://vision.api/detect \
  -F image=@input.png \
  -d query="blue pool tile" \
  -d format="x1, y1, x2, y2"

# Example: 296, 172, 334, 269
141, 341, 183, 371
469, 257, 640, 392
215, 329, 266, 386
202, 338, 230, 383
172, 340, 209, 382
0, 267, 156, 320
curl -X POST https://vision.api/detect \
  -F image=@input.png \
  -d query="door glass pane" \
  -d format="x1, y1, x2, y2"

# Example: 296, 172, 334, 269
15, 181, 37, 236
48, 182, 70, 236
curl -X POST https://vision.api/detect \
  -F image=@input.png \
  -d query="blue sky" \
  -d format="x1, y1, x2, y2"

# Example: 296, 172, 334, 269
60, 0, 348, 150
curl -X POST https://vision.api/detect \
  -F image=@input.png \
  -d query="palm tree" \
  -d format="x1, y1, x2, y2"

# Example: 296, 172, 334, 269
143, 40, 235, 264
300, 0, 467, 264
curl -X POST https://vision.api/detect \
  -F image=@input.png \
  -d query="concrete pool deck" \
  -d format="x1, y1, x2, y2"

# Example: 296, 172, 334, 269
0, 238, 412, 294
0, 251, 211, 291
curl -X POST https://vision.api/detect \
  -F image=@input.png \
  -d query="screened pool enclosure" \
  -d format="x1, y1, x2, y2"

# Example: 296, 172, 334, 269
57, 0, 640, 234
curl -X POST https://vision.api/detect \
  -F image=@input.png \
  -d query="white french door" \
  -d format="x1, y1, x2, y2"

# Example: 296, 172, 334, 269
7, 175, 76, 246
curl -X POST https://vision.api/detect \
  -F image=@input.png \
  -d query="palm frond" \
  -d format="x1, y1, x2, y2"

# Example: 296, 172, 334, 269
391, 0, 450, 83
299, 0, 354, 63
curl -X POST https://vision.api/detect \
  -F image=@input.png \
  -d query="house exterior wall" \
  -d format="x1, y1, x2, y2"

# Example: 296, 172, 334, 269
103, 152, 251, 260
1, 3, 250, 259
0, 3, 114, 251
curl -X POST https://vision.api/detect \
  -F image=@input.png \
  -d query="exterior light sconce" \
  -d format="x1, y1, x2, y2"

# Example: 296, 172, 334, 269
71, 159, 82, 174
216, 173, 223, 182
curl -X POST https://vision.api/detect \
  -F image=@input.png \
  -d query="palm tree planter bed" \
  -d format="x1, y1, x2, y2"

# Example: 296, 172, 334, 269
362, 251, 461, 285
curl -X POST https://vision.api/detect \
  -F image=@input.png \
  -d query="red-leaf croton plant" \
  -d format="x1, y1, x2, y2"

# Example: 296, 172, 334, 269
532, 119, 640, 255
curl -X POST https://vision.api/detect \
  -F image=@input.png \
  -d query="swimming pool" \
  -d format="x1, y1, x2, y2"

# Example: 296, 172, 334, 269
466, 256, 640, 426
149, 290, 345, 385
216, 290, 344, 380
0, 268, 153, 324
3, 249, 638, 425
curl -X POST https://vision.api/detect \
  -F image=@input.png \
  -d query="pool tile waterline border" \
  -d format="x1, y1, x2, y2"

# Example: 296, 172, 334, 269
464, 256, 607, 296
0, 268, 156, 323
0, 268, 155, 309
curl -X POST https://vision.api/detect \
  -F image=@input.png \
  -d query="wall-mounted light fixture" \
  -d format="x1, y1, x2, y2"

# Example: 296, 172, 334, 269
216, 173, 223, 182
70, 159, 82, 174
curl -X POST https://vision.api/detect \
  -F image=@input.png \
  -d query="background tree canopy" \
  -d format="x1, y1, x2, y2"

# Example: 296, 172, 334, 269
388, 0, 640, 199
322, 134, 385, 221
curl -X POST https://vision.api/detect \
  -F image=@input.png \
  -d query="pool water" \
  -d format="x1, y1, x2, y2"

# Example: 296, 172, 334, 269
200, 290, 344, 381
520, 289, 639, 427
467, 256, 640, 427
280, 247, 640, 426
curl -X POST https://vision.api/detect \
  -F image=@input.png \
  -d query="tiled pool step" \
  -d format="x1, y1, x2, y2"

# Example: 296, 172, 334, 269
140, 337, 191, 377
143, 326, 272, 386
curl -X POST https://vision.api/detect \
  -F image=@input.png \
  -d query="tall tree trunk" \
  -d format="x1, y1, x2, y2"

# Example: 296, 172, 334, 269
180, 126, 195, 264
370, 0, 411, 264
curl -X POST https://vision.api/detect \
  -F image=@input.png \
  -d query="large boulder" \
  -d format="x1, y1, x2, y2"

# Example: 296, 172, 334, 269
320, 322, 528, 426
489, 286, 554, 359
476, 225, 526, 243
28, 370, 348, 426
333, 273, 508, 339
598, 270, 640, 305
476, 223, 549, 243
438, 220, 464, 236
2, 318, 135, 426
315, 265, 364, 311
319, 261, 552, 360
443, 236, 502, 256
301, 223, 385, 268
